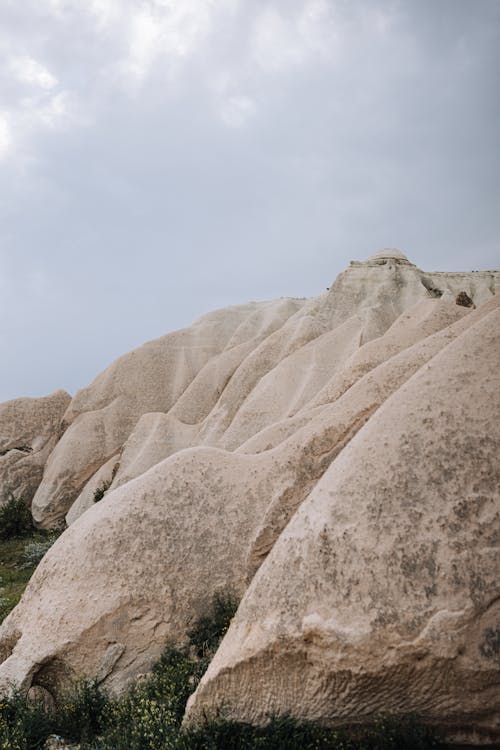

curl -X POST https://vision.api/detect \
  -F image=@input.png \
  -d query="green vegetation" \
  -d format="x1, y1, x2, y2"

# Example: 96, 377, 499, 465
180, 714, 442, 750
0, 497, 58, 623
92, 480, 111, 503
0, 497, 34, 540
187, 591, 238, 659
0, 536, 39, 622
21, 538, 57, 569
0, 591, 444, 749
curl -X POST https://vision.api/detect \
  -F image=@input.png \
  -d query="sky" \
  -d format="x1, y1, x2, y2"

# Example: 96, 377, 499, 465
0, 0, 499, 402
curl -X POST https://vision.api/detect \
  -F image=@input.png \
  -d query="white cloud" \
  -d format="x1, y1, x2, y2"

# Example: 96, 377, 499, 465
0, 115, 11, 159
251, 0, 337, 72
120, 0, 217, 87
35, 90, 78, 129
9, 56, 58, 90
87, 0, 122, 29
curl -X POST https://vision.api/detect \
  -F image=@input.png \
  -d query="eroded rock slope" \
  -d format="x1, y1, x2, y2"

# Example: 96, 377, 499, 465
0, 250, 499, 745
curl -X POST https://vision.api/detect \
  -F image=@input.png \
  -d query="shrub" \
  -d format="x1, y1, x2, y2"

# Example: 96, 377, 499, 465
179, 714, 443, 750
91, 646, 199, 750
0, 687, 53, 750
187, 592, 238, 659
0, 578, 7, 619
93, 481, 111, 503
54, 679, 107, 743
0, 717, 26, 750
0, 497, 34, 540
21, 538, 56, 568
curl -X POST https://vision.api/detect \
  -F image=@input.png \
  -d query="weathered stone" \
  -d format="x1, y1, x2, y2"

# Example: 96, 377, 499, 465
186, 304, 500, 746
0, 253, 498, 744
0, 390, 71, 507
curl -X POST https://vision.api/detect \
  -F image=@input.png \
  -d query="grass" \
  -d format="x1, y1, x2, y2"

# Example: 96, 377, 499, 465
0, 497, 59, 623
0, 536, 39, 623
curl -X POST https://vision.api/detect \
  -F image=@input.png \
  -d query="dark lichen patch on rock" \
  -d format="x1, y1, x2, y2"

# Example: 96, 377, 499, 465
479, 624, 500, 663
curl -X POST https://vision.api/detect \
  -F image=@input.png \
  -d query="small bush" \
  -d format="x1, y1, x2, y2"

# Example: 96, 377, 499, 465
0, 497, 34, 540
187, 592, 238, 659
21, 538, 56, 568
179, 714, 443, 750
55, 679, 107, 743
93, 481, 111, 503
91, 646, 199, 750
0, 687, 53, 750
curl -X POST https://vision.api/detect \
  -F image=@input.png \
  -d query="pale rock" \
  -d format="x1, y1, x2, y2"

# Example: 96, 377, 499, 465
0, 390, 70, 506
66, 454, 120, 525
0, 252, 499, 745
186, 305, 500, 746
32, 299, 305, 527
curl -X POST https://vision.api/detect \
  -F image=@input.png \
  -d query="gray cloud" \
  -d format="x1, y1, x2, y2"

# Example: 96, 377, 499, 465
1, 0, 499, 400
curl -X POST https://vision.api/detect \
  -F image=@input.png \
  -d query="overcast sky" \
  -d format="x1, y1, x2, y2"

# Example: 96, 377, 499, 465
0, 0, 499, 402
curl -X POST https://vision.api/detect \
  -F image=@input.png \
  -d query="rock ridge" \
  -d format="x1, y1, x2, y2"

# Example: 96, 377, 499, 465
0, 251, 498, 745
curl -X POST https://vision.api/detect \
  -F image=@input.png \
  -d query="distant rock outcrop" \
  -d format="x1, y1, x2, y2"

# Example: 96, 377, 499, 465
0, 251, 499, 746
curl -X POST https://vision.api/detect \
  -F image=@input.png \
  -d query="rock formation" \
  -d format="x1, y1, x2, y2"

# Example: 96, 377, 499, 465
0, 390, 70, 507
0, 250, 499, 745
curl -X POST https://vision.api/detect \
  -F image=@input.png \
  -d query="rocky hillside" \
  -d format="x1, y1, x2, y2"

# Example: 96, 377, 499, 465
1, 250, 499, 746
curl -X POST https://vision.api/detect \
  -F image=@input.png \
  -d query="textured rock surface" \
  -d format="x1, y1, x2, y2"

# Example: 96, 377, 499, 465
30, 251, 500, 528
65, 454, 120, 526
0, 390, 71, 506
186, 304, 500, 745
0, 251, 499, 744
32, 298, 305, 527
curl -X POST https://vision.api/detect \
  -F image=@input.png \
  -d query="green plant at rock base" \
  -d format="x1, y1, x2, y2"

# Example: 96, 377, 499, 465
0, 497, 34, 540
93, 481, 111, 503
187, 591, 238, 659
0, 687, 53, 750
90, 646, 200, 750
0, 527, 61, 624
179, 714, 443, 750
0, 578, 8, 622
54, 679, 108, 743
21, 537, 57, 568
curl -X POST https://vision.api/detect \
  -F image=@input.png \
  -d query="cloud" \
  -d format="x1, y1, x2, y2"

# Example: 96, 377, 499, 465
0, 115, 11, 159
251, 0, 337, 72
9, 56, 58, 90
117, 0, 236, 89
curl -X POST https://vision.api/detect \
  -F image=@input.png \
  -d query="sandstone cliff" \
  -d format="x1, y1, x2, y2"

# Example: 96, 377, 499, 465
0, 250, 498, 745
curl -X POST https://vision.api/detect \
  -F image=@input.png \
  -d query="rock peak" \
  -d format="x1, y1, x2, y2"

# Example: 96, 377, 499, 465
368, 248, 411, 263
350, 248, 415, 267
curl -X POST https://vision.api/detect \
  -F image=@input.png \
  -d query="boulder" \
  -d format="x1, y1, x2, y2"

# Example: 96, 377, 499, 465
0, 390, 71, 507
